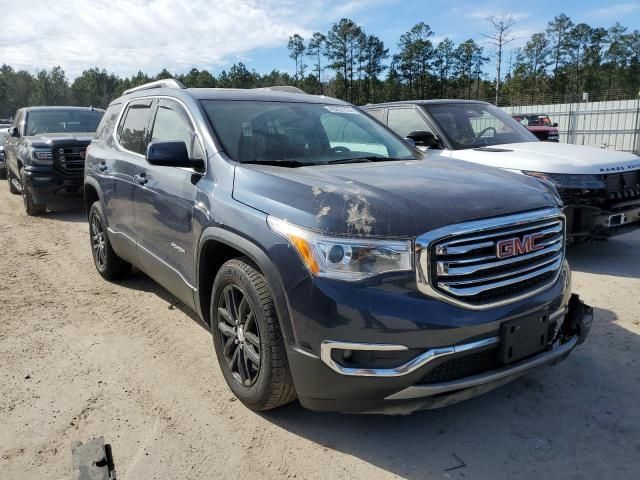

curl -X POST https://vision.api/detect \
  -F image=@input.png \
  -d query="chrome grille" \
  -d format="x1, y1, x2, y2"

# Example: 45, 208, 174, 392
416, 208, 565, 309
53, 144, 88, 172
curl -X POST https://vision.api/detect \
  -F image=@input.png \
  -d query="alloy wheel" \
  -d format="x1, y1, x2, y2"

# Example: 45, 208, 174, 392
90, 214, 107, 269
217, 284, 261, 386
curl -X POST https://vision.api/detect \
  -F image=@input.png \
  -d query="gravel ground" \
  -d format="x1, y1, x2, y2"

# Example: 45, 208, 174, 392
0, 185, 639, 480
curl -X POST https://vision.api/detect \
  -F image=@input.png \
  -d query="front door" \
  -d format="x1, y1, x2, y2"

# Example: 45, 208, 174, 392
133, 98, 204, 309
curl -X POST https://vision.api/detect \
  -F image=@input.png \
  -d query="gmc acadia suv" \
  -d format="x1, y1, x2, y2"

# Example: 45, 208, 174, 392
84, 80, 592, 414
4, 106, 104, 215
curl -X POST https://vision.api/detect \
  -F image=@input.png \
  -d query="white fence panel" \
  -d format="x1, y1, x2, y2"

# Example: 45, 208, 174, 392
502, 99, 640, 153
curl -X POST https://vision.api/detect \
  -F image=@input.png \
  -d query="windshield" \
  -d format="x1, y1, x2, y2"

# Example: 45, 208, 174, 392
424, 103, 538, 150
26, 110, 104, 136
201, 100, 418, 166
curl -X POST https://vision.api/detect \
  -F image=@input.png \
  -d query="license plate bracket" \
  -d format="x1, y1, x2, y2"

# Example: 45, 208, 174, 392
499, 313, 550, 364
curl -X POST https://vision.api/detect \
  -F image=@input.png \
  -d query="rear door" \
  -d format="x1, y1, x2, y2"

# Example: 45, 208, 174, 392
103, 99, 154, 265
133, 98, 204, 309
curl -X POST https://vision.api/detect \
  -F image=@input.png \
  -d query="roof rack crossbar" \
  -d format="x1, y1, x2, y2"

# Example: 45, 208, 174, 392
123, 79, 186, 96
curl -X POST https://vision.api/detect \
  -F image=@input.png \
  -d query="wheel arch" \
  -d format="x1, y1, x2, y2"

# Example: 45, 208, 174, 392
83, 177, 103, 219
197, 227, 295, 343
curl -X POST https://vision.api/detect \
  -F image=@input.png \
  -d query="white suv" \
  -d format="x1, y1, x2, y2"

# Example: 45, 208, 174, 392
362, 100, 640, 242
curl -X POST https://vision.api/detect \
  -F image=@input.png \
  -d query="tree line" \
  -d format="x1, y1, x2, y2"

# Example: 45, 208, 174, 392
1, 13, 639, 118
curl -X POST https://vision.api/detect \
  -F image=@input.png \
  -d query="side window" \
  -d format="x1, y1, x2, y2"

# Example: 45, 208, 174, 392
150, 100, 202, 158
387, 108, 432, 138
366, 109, 385, 123
117, 101, 152, 155
94, 103, 122, 141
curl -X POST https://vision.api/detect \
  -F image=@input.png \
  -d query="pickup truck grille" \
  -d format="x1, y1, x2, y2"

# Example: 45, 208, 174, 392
416, 208, 565, 309
53, 145, 88, 173
604, 170, 640, 201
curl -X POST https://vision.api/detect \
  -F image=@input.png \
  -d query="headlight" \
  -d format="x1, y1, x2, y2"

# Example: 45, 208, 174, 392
523, 171, 605, 190
267, 216, 412, 281
32, 148, 53, 165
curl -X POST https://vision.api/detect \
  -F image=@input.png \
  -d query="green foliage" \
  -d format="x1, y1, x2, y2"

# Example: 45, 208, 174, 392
1, 13, 640, 117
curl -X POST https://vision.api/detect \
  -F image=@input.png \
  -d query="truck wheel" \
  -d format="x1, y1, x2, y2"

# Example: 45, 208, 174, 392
88, 201, 130, 280
7, 168, 19, 194
21, 169, 45, 216
210, 258, 296, 411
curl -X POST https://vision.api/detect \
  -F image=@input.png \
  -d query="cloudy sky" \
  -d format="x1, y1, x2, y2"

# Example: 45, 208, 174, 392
1, 0, 638, 79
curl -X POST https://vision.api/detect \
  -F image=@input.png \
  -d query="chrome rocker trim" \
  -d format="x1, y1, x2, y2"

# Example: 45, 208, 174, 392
385, 335, 579, 400
320, 336, 500, 377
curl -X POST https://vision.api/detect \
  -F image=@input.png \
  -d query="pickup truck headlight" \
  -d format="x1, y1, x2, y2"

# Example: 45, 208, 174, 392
32, 148, 53, 165
523, 171, 605, 190
268, 216, 412, 281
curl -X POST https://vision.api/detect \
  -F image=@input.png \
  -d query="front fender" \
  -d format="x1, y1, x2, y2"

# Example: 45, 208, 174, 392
197, 226, 296, 344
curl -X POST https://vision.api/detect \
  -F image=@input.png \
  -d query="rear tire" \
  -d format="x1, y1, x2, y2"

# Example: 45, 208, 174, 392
7, 168, 19, 194
210, 258, 296, 411
88, 201, 130, 280
22, 169, 45, 216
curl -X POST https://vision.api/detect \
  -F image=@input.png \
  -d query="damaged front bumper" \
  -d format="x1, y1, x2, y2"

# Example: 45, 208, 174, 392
290, 294, 592, 414
564, 199, 640, 242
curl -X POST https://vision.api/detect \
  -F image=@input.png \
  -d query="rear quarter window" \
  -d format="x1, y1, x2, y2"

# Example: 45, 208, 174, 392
94, 104, 122, 141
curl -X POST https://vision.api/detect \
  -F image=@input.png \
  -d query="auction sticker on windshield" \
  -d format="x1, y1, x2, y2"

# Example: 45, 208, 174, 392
324, 105, 359, 114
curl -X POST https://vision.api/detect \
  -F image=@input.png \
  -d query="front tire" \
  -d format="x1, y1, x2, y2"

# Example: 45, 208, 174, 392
88, 201, 130, 280
7, 168, 19, 194
210, 258, 296, 411
21, 169, 46, 216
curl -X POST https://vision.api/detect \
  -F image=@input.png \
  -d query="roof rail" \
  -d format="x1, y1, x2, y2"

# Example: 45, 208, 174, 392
123, 78, 186, 96
253, 85, 306, 95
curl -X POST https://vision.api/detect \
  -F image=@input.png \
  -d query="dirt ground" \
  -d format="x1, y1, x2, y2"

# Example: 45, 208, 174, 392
0, 185, 639, 480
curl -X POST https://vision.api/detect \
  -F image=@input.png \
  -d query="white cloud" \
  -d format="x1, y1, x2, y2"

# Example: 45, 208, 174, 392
589, 2, 640, 18
0, 0, 375, 78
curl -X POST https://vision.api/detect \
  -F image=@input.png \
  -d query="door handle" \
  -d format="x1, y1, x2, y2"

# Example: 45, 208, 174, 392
134, 173, 148, 185
97, 162, 107, 172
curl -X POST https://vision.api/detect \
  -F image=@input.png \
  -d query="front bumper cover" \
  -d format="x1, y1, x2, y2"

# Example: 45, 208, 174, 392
290, 294, 591, 414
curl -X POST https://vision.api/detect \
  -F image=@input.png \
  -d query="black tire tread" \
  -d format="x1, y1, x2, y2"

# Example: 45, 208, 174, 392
215, 258, 296, 410
8, 168, 19, 194
89, 201, 130, 280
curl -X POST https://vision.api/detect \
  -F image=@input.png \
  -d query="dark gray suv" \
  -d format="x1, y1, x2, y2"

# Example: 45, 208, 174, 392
83, 79, 592, 413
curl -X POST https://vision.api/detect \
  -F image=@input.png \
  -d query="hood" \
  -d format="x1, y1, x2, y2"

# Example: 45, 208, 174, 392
232, 157, 560, 238
25, 132, 95, 148
450, 142, 640, 175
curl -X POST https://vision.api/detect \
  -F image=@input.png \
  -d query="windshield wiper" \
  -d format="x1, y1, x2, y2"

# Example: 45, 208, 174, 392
240, 160, 315, 168
326, 156, 407, 165
326, 158, 374, 165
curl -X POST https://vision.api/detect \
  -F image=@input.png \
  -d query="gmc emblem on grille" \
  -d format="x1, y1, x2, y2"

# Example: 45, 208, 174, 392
496, 233, 544, 259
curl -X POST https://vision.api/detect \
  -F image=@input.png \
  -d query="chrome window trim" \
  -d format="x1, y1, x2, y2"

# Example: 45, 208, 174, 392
415, 207, 565, 310
320, 336, 499, 377
112, 94, 207, 175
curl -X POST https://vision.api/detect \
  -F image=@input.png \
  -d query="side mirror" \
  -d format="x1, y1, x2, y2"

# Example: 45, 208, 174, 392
10, 127, 20, 138
146, 141, 204, 169
406, 130, 440, 149
552, 122, 559, 128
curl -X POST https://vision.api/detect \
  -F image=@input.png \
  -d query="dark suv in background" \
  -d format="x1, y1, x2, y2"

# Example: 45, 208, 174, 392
84, 80, 591, 414
4, 106, 104, 215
